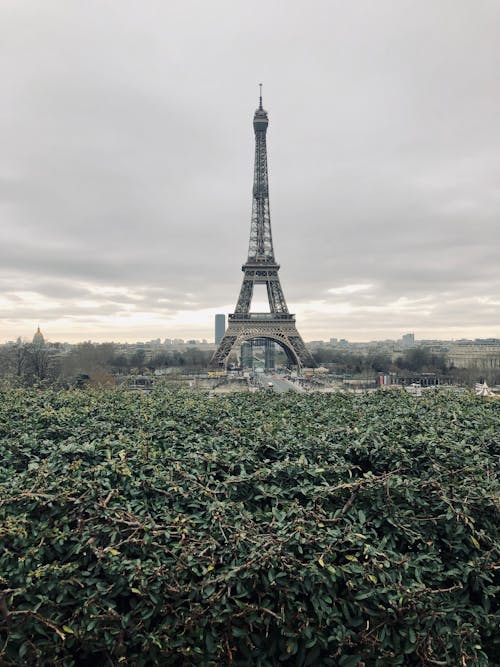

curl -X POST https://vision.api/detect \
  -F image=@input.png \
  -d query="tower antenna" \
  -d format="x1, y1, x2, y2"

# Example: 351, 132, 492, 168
259, 83, 263, 109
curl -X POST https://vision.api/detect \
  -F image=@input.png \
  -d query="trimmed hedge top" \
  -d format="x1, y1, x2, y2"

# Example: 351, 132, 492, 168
0, 387, 499, 666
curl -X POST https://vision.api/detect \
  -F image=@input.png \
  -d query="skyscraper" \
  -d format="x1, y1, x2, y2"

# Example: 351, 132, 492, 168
215, 314, 225, 345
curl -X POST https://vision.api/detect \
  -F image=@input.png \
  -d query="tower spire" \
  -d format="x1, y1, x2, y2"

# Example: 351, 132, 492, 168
259, 82, 263, 109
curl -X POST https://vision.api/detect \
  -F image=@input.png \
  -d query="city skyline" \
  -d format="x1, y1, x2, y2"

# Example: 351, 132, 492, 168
1, 1, 499, 344
4, 323, 498, 347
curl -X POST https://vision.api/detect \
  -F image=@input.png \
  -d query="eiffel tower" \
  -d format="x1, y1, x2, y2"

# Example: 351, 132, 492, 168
210, 87, 315, 371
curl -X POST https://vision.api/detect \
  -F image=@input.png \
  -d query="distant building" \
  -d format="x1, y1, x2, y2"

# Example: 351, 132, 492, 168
401, 333, 415, 349
448, 341, 500, 370
33, 326, 45, 345
215, 314, 225, 345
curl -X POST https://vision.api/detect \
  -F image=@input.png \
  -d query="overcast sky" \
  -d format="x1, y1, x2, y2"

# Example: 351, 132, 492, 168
1, 0, 499, 343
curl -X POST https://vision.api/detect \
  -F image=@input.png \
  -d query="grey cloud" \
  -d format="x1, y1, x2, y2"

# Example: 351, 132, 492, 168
1, 0, 499, 341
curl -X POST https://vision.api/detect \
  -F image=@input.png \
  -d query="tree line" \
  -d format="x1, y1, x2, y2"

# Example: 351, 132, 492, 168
312, 346, 449, 375
0, 341, 212, 387
312, 346, 498, 384
0, 340, 494, 387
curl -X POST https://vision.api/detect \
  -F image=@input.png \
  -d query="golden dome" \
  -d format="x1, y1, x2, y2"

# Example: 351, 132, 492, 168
33, 326, 45, 345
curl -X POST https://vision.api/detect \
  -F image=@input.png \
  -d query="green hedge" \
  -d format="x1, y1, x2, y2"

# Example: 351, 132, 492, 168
0, 387, 498, 666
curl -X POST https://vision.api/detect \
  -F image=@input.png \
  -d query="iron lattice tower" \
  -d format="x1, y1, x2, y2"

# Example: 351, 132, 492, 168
210, 88, 315, 370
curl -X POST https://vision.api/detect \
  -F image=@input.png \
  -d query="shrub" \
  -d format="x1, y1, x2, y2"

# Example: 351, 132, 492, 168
0, 388, 498, 665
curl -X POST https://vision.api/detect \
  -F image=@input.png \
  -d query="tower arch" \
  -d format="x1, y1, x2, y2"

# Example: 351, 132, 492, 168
236, 333, 299, 368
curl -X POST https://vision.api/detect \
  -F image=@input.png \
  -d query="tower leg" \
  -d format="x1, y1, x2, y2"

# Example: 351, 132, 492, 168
264, 339, 275, 370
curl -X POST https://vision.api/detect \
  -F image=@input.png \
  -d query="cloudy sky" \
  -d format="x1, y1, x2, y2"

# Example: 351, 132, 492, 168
1, 0, 499, 343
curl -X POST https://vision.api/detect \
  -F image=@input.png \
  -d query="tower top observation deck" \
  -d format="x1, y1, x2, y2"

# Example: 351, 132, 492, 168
253, 83, 268, 132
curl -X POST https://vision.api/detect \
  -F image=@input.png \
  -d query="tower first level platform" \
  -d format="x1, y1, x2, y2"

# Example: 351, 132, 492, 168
210, 313, 315, 370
